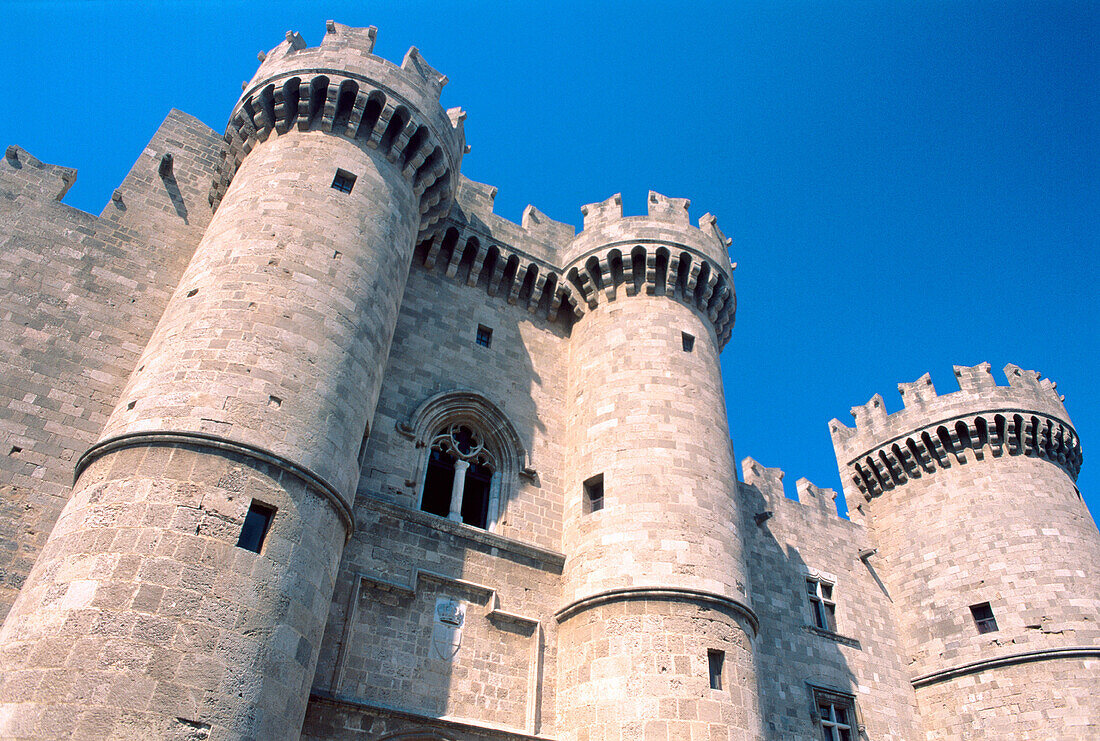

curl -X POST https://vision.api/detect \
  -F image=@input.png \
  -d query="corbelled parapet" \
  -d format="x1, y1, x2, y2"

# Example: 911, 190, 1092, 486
210, 21, 466, 240
830, 363, 1082, 503
561, 191, 737, 345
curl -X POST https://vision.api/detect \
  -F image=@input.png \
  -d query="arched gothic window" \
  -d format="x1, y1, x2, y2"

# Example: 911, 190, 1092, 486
405, 390, 529, 533
420, 423, 497, 528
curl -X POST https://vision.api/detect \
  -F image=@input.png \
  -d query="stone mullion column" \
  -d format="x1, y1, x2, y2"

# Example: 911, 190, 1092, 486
448, 459, 470, 522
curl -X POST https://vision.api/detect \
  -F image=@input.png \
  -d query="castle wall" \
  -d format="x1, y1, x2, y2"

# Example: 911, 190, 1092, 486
304, 255, 569, 737
353, 257, 568, 551
738, 460, 922, 741
0, 111, 223, 620
0, 444, 343, 740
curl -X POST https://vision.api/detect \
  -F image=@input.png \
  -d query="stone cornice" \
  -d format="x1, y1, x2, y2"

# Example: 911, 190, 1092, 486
910, 646, 1100, 688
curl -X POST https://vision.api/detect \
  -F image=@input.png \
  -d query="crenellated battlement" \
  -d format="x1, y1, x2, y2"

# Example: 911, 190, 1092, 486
210, 22, 466, 241
1, 146, 77, 203
830, 363, 1082, 503
561, 191, 737, 345
741, 457, 842, 519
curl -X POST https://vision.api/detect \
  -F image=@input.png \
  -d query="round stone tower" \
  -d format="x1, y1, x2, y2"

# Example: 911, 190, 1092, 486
0, 22, 463, 740
556, 193, 762, 739
831, 363, 1100, 738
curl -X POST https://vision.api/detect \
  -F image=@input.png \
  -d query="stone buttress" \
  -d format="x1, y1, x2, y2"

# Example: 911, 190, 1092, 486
831, 363, 1100, 738
556, 193, 762, 739
0, 23, 464, 740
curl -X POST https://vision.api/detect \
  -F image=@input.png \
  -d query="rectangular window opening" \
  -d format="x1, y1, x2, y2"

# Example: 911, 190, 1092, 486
583, 474, 604, 514
682, 331, 695, 352
331, 169, 357, 194
707, 649, 724, 690
970, 602, 999, 634
811, 686, 857, 741
476, 324, 492, 348
807, 577, 838, 632
236, 500, 276, 554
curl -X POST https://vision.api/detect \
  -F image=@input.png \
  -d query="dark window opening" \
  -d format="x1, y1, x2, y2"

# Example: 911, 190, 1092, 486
476, 324, 493, 348
707, 649, 724, 690
420, 448, 456, 518
584, 474, 604, 513
682, 332, 695, 352
818, 700, 853, 741
461, 462, 493, 528
236, 500, 276, 553
970, 602, 998, 634
331, 169, 356, 194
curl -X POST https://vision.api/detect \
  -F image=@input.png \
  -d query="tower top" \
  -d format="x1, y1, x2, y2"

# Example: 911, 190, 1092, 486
211, 21, 467, 240
560, 191, 737, 345
830, 362, 1082, 506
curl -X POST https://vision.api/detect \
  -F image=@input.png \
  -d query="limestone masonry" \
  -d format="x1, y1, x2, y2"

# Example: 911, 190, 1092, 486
0, 22, 1097, 741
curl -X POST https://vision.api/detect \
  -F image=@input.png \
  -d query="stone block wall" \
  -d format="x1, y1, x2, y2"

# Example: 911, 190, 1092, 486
0, 111, 223, 620
0, 444, 345, 740
738, 458, 923, 741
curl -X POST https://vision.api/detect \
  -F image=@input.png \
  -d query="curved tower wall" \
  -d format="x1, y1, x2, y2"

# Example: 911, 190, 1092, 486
0, 23, 463, 741
557, 193, 762, 740
831, 363, 1100, 738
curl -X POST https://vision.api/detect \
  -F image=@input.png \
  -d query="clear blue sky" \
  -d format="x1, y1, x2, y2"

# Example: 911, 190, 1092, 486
5, 1, 1098, 517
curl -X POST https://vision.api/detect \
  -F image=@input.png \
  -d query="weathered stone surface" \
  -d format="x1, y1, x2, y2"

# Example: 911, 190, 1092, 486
0, 20, 1097, 741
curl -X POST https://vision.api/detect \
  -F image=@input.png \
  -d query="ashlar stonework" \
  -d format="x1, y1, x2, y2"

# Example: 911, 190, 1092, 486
0, 21, 1097, 741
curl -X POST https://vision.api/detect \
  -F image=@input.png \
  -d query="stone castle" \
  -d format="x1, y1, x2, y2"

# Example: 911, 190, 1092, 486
0, 22, 1097, 740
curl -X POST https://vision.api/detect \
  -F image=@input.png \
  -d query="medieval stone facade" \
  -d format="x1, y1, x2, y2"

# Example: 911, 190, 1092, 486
0, 22, 1097, 741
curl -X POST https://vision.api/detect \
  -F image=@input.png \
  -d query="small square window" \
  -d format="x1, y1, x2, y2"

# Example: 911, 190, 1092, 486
807, 577, 838, 632
682, 332, 695, 352
583, 474, 604, 514
475, 324, 492, 348
970, 602, 998, 634
237, 500, 276, 553
707, 649, 724, 690
331, 169, 356, 194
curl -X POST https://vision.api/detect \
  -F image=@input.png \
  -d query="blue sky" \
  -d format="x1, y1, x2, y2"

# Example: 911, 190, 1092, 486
5, 1, 1098, 517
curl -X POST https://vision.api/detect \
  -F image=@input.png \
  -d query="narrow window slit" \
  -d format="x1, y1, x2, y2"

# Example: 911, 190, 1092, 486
707, 649, 724, 690
970, 602, 998, 633
476, 325, 492, 348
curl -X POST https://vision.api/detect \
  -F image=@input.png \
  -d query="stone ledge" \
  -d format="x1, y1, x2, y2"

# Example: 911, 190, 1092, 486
804, 624, 862, 649
307, 690, 557, 740
357, 493, 566, 570
910, 646, 1100, 688
554, 586, 759, 636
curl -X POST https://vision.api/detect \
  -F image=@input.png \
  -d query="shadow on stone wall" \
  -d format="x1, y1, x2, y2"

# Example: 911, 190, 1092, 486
740, 480, 865, 741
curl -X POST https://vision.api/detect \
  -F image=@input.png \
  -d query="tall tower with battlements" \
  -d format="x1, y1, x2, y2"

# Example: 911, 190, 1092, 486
830, 363, 1100, 738
557, 192, 760, 739
0, 22, 464, 740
